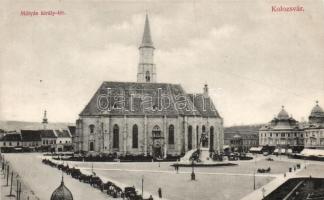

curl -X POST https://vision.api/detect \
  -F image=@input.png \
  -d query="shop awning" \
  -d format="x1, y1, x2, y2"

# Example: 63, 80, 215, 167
249, 147, 262, 152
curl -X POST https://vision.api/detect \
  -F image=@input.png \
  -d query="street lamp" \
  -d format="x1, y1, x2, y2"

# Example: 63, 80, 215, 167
253, 170, 256, 190
191, 159, 195, 181
16, 174, 20, 200
253, 154, 257, 190
141, 175, 144, 198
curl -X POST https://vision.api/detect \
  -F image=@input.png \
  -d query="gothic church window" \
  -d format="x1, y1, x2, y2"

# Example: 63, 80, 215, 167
210, 126, 214, 151
188, 125, 193, 150
89, 124, 95, 134
168, 125, 174, 145
196, 125, 199, 147
152, 125, 161, 137
89, 141, 94, 151
132, 125, 138, 148
113, 124, 119, 149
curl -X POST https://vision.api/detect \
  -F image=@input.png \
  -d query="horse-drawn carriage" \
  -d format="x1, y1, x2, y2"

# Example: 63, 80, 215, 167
257, 167, 271, 173
90, 176, 103, 188
78, 174, 92, 183
42, 158, 58, 167
124, 187, 143, 200
70, 168, 82, 179
41, 158, 154, 200
266, 157, 274, 161
105, 182, 123, 198
57, 164, 70, 173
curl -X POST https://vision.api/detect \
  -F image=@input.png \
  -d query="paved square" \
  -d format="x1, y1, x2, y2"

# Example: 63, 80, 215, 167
3, 153, 320, 200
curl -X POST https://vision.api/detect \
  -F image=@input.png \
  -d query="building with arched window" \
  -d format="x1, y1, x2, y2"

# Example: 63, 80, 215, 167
259, 101, 324, 151
75, 14, 224, 158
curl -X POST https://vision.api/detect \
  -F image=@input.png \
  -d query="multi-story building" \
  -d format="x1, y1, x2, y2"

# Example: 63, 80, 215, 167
224, 125, 261, 153
226, 134, 258, 153
55, 129, 73, 152
40, 130, 57, 151
303, 101, 324, 149
0, 112, 74, 152
0, 132, 21, 148
259, 106, 304, 151
21, 130, 42, 148
259, 102, 324, 151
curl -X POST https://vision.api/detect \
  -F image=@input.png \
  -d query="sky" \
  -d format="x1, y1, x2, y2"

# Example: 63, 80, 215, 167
0, 0, 324, 126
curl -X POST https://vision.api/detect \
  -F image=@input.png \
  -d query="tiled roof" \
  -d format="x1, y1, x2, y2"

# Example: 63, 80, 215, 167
80, 81, 221, 118
41, 130, 57, 138
21, 130, 42, 141
187, 94, 220, 118
68, 126, 76, 137
224, 125, 262, 140
55, 130, 71, 138
260, 117, 300, 131
0, 133, 21, 141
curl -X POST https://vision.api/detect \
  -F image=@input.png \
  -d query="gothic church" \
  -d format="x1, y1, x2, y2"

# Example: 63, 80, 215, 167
75, 15, 224, 158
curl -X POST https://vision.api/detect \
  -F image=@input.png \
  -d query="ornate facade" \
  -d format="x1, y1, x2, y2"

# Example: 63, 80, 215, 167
303, 101, 324, 148
259, 102, 324, 150
74, 15, 224, 158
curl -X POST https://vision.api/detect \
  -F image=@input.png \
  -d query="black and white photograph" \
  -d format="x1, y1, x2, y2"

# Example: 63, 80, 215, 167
1, 0, 324, 200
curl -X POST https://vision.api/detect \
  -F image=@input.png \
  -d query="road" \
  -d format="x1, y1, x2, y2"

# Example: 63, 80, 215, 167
2, 153, 117, 200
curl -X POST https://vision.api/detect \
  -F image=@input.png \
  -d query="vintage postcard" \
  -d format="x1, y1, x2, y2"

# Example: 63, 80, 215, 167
1, 0, 324, 200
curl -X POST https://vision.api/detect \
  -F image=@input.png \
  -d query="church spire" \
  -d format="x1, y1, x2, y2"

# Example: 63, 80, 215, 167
140, 14, 154, 48
137, 13, 156, 83
42, 110, 48, 130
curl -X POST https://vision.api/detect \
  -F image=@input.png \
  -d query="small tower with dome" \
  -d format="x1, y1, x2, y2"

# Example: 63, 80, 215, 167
50, 176, 73, 200
309, 101, 324, 125
42, 110, 48, 130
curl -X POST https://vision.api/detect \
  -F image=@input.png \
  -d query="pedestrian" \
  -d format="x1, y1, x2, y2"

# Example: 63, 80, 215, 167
284, 173, 286, 178
158, 188, 162, 199
148, 195, 153, 200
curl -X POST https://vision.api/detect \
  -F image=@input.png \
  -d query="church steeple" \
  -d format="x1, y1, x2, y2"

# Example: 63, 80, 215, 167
140, 14, 154, 48
42, 110, 48, 130
137, 13, 156, 83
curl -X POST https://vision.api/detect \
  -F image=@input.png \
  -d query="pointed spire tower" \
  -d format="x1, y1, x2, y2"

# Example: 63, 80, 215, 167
137, 13, 156, 83
42, 110, 48, 130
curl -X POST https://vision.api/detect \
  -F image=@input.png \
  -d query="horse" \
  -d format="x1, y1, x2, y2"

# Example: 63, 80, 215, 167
70, 168, 82, 179
79, 174, 91, 183
90, 176, 102, 188
257, 167, 271, 173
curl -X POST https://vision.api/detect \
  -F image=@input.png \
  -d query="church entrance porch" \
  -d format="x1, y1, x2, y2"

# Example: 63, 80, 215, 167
153, 146, 163, 159
151, 125, 165, 159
